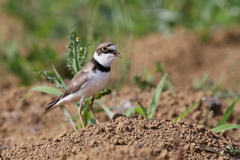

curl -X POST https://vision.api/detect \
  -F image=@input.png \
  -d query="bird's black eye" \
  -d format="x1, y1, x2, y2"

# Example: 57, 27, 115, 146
102, 46, 109, 52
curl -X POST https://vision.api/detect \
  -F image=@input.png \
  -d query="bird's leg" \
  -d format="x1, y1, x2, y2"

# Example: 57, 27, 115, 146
89, 95, 99, 124
78, 98, 85, 129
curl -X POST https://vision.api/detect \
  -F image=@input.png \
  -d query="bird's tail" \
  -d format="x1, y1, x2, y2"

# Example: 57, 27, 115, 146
43, 97, 60, 113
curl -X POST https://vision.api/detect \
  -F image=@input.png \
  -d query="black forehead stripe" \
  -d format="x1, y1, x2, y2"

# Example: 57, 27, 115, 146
107, 44, 114, 47
99, 44, 114, 49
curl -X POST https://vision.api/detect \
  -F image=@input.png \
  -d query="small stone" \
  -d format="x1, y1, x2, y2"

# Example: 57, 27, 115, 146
112, 113, 126, 120
138, 115, 144, 120
54, 138, 61, 142
113, 139, 118, 145
184, 144, 190, 150
89, 140, 96, 146
86, 124, 94, 128
118, 139, 124, 145
159, 150, 168, 158
186, 136, 190, 141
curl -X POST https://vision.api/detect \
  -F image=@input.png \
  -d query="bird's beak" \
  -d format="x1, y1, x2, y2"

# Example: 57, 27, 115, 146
113, 51, 121, 58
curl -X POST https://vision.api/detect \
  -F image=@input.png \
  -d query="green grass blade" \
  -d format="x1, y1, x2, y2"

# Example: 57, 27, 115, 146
98, 103, 114, 119
82, 101, 91, 127
60, 105, 77, 132
51, 64, 67, 89
21, 86, 62, 100
218, 96, 240, 126
173, 101, 199, 123
136, 106, 147, 115
193, 74, 209, 90
166, 80, 175, 93
200, 145, 217, 153
111, 93, 122, 108
136, 100, 147, 116
125, 107, 136, 117
211, 124, 240, 132
147, 73, 167, 119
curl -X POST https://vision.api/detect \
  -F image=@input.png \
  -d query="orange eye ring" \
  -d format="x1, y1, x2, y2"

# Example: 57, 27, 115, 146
102, 46, 109, 52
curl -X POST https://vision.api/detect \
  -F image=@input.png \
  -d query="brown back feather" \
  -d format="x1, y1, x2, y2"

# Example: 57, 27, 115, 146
43, 61, 94, 113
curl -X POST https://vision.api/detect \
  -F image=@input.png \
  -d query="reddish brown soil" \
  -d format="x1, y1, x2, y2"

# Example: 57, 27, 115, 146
2, 116, 240, 160
131, 28, 240, 90
1, 29, 240, 159
1, 86, 240, 159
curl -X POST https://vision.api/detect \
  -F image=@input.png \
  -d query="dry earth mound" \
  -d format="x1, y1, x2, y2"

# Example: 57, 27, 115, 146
2, 116, 240, 160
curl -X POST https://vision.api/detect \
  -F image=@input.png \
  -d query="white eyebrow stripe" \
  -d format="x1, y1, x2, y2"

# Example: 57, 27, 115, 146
108, 45, 116, 50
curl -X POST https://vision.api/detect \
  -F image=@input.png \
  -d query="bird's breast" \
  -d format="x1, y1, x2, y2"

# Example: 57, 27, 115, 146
82, 70, 110, 98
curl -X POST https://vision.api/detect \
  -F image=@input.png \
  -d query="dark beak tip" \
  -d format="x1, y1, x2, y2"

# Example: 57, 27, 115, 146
114, 51, 121, 58
117, 53, 121, 58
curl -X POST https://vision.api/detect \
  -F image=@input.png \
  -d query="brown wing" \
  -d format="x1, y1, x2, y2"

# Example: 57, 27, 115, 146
61, 62, 94, 98
43, 62, 94, 112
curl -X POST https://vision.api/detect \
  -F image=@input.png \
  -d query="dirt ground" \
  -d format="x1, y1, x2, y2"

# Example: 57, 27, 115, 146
1, 29, 240, 159
131, 28, 240, 90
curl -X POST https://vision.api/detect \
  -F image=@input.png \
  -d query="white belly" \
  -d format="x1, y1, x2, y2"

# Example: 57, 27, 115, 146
56, 70, 110, 106
81, 70, 110, 98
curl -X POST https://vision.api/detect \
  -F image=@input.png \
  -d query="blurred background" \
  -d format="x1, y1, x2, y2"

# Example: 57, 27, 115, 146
2, 0, 240, 154
1, 0, 240, 92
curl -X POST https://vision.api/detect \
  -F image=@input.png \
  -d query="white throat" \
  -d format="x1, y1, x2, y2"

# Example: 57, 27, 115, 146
93, 52, 115, 67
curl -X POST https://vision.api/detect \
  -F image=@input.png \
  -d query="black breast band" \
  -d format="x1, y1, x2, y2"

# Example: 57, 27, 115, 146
91, 58, 111, 72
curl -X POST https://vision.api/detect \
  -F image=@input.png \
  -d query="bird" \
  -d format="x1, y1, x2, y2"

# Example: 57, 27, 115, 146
43, 42, 121, 128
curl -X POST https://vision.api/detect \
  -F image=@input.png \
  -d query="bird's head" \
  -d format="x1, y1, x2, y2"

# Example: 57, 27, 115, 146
93, 42, 121, 67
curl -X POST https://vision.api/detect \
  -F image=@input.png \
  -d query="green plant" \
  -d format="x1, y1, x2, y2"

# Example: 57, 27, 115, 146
171, 94, 240, 132
156, 62, 174, 93
200, 145, 239, 160
211, 124, 240, 132
133, 62, 174, 92
224, 144, 240, 156
147, 74, 168, 119
218, 96, 240, 126
2, 42, 58, 85
193, 74, 240, 100
211, 96, 240, 132
23, 28, 111, 131
103, 74, 167, 119
122, 100, 148, 118
125, 73, 168, 119
193, 74, 209, 90
133, 70, 155, 91
3, 0, 240, 86
173, 101, 200, 123
171, 95, 240, 132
